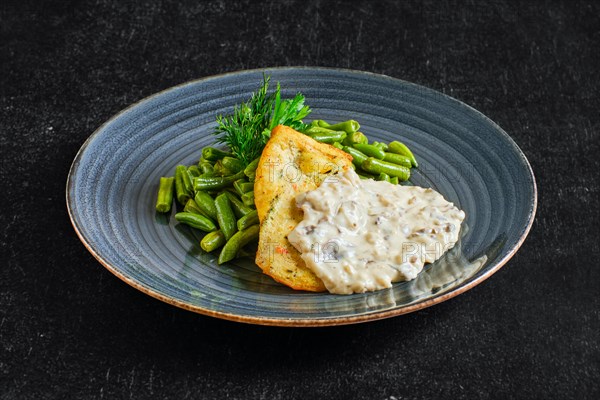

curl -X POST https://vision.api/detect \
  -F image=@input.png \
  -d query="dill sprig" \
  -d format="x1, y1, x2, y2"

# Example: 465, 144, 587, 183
213, 76, 311, 167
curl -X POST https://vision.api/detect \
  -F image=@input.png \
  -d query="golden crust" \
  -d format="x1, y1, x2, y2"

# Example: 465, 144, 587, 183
254, 125, 353, 292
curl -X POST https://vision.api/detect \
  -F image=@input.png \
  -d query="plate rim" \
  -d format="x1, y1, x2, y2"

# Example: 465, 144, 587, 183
66, 66, 538, 327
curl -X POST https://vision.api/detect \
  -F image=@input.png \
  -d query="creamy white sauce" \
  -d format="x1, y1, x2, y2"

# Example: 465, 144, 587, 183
287, 169, 466, 294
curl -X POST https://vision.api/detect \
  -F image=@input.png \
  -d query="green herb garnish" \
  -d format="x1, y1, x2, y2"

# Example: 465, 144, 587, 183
269, 82, 311, 132
213, 76, 311, 167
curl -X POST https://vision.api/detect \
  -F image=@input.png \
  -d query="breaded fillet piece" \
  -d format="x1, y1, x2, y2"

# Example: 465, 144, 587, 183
254, 125, 353, 291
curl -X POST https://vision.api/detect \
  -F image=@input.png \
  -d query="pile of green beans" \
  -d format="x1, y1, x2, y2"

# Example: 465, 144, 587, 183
155, 150, 261, 264
302, 119, 418, 182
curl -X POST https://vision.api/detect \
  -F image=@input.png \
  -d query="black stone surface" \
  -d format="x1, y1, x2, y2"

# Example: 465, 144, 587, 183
1, 1, 598, 398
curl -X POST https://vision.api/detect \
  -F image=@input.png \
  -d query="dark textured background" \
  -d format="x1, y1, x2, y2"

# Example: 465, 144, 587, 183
1, 1, 599, 399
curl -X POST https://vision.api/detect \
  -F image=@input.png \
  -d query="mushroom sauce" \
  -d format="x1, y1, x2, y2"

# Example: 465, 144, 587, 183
287, 169, 466, 294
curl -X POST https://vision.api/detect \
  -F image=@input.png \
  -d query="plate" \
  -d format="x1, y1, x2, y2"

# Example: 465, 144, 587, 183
66, 67, 537, 326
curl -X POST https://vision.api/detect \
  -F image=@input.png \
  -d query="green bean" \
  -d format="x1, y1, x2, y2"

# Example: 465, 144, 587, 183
179, 165, 194, 193
314, 119, 360, 134
202, 147, 232, 162
352, 143, 385, 159
237, 209, 259, 231
214, 193, 237, 240
221, 156, 245, 174
155, 177, 175, 213
343, 146, 368, 168
223, 191, 253, 218
308, 119, 329, 128
234, 179, 254, 196
198, 160, 214, 174
200, 230, 226, 253
314, 119, 330, 128
218, 224, 260, 264
194, 191, 218, 220
306, 130, 347, 144
390, 176, 399, 185
241, 191, 255, 207
183, 198, 205, 216
342, 131, 368, 146
193, 170, 245, 191
244, 157, 260, 179
198, 171, 219, 179
382, 152, 412, 168
377, 172, 391, 182
327, 120, 360, 134
175, 165, 193, 205
332, 142, 344, 150
362, 157, 411, 181
303, 126, 337, 135
388, 141, 418, 168
213, 160, 232, 176
175, 212, 218, 232
187, 165, 201, 177
372, 141, 388, 151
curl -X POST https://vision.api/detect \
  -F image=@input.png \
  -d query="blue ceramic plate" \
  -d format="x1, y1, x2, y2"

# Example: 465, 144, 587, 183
66, 68, 536, 326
